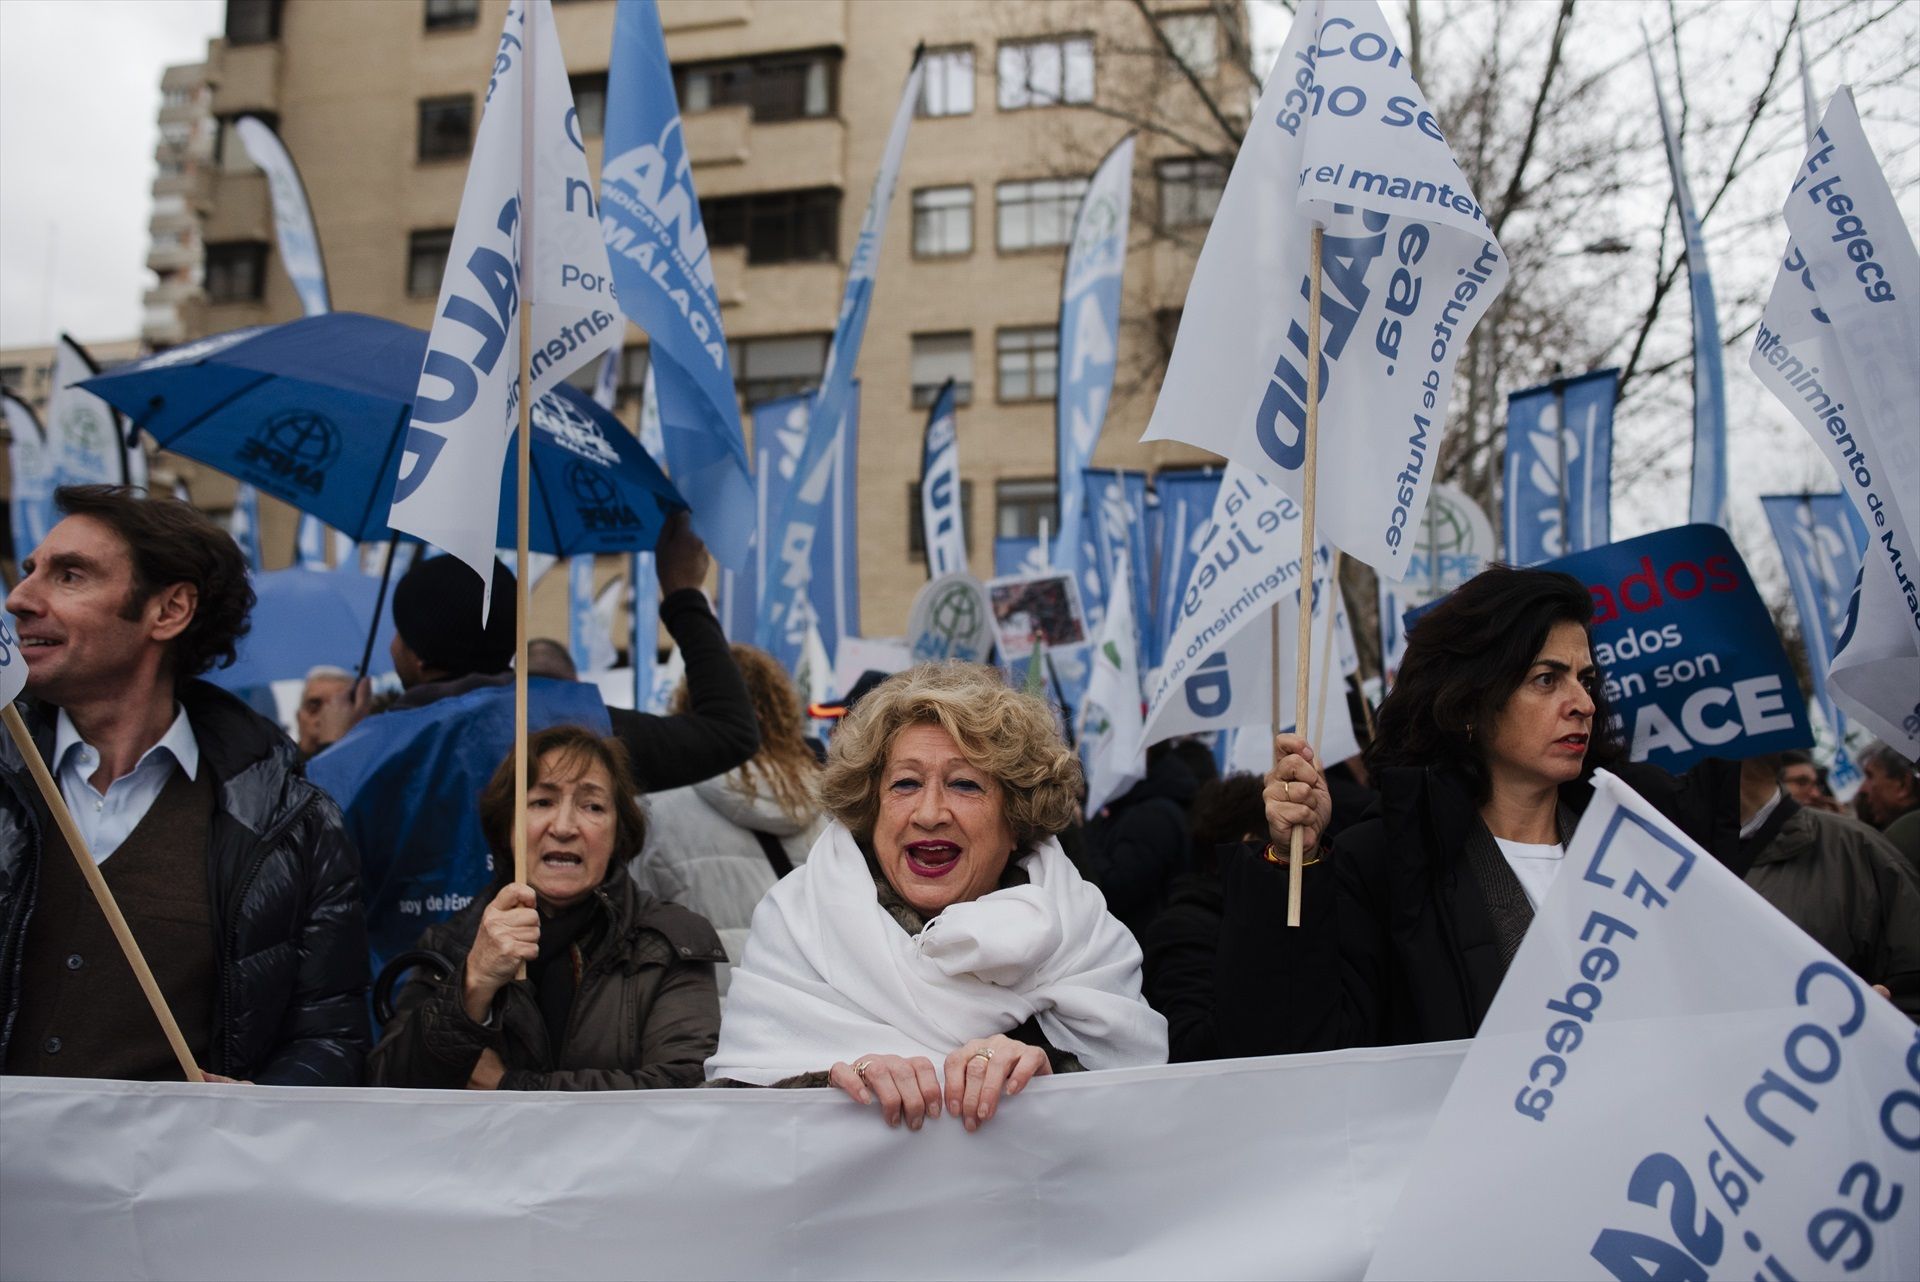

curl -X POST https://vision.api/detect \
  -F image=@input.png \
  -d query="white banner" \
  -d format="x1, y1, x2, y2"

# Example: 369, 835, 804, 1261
0, 1044, 1463, 1281
388, 0, 622, 613
1078, 561, 1145, 813
0, 608, 25, 705
46, 336, 140, 490
1750, 88, 1920, 755
1143, 0, 1506, 579
1368, 770, 1920, 1280
1142, 464, 1342, 747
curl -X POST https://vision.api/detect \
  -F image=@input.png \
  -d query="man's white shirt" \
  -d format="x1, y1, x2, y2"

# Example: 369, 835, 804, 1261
53, 705, 199, 863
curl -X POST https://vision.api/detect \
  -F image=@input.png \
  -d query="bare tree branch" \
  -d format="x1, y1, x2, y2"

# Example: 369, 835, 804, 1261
1488, 0, 1575, 237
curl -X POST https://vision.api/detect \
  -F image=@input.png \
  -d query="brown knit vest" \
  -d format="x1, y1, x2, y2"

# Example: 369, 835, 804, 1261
6, 764, 216, 1080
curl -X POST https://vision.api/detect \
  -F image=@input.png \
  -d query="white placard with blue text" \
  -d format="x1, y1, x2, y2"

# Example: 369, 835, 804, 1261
1367, 770, 1920, 1281
0, 610, 25, 706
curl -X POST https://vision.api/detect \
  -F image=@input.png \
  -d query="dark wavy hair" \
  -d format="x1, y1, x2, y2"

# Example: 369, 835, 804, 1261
1366, 564, 1622, 803
54, 484, 254, 681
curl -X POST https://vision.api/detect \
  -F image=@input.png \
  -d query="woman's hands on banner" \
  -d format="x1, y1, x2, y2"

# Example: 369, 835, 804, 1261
463, 883, 539, 1022
1265, 733, 1332, 859
829, 1034, 1051, 1131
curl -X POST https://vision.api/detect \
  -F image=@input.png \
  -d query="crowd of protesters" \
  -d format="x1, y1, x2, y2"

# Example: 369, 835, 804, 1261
3, 487, 1915, 1124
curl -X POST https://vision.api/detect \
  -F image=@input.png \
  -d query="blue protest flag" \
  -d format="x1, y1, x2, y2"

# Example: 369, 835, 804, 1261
1762, 492, 1869, 784
1080, 468, 1150, 664
305, 679, 611, 986
1647, 39, 1728, 528
919, 379, 966, 578
1149, 470, 1223, 674
4, 390, 58, 563
756, 50, 924, 663
1542, 525, 1810, 772
995, 536, 1042, 578
296, 512, 330, 570
229, 483, 264, 572
599, 0, 752, 570
1503, 369, 1617, 564
732, 388, 860, 673
1053, 135, 1135, 590
568, 554, 596, 673
630, 356, 663, 712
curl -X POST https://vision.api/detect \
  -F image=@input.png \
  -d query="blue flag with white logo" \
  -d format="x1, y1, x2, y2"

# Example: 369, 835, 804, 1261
1054, 134, 1134, 593
1503, 368, 1617, 564
995, 537, 1042, 578
755, 49, 923, 662
1647, 38, 1728, 529
919, 380, 966, 579
721, 388, 860, 671
1080, 468, 1151, 664
599, 0, 751, 570
1763, 492, 1869, 792
1150, 470, 1223, 674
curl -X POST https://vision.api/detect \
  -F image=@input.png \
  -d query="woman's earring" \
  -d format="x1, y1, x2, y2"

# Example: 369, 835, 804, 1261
1465, 722, 1474, 743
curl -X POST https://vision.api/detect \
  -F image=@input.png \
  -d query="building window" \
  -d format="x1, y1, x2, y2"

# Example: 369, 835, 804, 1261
0, 366, 25, 392
570, 72, 608, 138
996, 478, 1059, 539
618, 345, 650, 400
997, 36, 1094, 110
406, 229, 455, 298
911, 186, 972, 257
703, 188, 840, 265
910, 333, 973, 408
908, 479, 974, 556
918, 47, 974, 117
417, 96, 474, 162
225, 0, 283, 45
205, 242, 269, 304
424, 0, 479, 31
996, 177, 1089, 251
1157, 157, 1228, 228
158, 155, 188, 178
997, 327, 1057, 402
1159, 12, 1219, 77
160, 121, 193, 150
676, 50, 838, 123
730, 333, 829, 405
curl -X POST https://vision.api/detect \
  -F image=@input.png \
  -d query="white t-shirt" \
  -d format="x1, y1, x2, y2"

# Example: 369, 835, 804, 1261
1495, 837, 1566, 912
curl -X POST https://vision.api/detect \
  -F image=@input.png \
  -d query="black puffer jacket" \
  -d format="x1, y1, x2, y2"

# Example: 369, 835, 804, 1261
1213, 759, 1742, 1056
1079, 753, 1200, 940
0, 681, 370, 1083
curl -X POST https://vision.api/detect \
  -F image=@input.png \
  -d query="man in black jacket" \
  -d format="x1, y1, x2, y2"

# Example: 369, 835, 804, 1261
1, 486, 369, 1084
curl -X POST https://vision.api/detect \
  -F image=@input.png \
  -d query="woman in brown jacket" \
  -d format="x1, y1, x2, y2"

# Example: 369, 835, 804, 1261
369, 726, 725, 1091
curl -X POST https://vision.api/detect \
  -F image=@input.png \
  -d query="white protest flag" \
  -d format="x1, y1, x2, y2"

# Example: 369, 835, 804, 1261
1144, 0, 1506, 580
387, 0, 622, 613
1222, 571, 1364, 774
46, 336, 141, 490
1079, 562, 1146, 814
1368, 770, 1920, 1280
1142, 463, 1337, 747
1750, 88, 1920, 754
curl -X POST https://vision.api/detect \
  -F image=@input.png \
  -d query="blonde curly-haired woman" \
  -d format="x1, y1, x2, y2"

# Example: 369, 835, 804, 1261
707, 663, 1167, 1130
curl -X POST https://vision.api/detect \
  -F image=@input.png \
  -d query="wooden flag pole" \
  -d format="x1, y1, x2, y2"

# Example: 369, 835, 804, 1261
1312, 549, 1344, 746
1285, 225, 1326, 929
511, 4, 536, 983
1, 706, 203, 1082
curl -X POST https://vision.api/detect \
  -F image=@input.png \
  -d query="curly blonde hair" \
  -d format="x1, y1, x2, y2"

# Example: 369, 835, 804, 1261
672, 644, 819, 825
818, 662, 1082, 851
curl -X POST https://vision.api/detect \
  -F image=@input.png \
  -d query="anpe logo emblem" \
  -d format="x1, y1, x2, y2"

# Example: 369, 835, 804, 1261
566, 461, 617, 507
237, 410, 340, 494
564, 461, 643, 533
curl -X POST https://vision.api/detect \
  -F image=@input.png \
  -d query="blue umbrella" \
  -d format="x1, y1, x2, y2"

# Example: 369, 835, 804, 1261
83, 313, 684, 679
79, 313, 685, 553
207, 565, 401, 692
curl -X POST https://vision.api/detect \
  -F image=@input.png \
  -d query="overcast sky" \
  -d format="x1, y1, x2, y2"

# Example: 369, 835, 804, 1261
0, 0, 225, 351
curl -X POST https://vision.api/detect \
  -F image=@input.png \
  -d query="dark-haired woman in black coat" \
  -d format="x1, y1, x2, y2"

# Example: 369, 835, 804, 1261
1212, 566, 1743, 1056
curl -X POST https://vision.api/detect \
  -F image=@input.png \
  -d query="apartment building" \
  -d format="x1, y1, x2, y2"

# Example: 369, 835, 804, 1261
144, 61, 218, 349
182, 0, 1236, 640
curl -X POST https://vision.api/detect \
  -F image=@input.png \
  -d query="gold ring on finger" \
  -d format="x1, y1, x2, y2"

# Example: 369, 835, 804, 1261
971, 1047, 993, 1065
853, 1058, 874, 1076
1284, 780, 1293, 801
